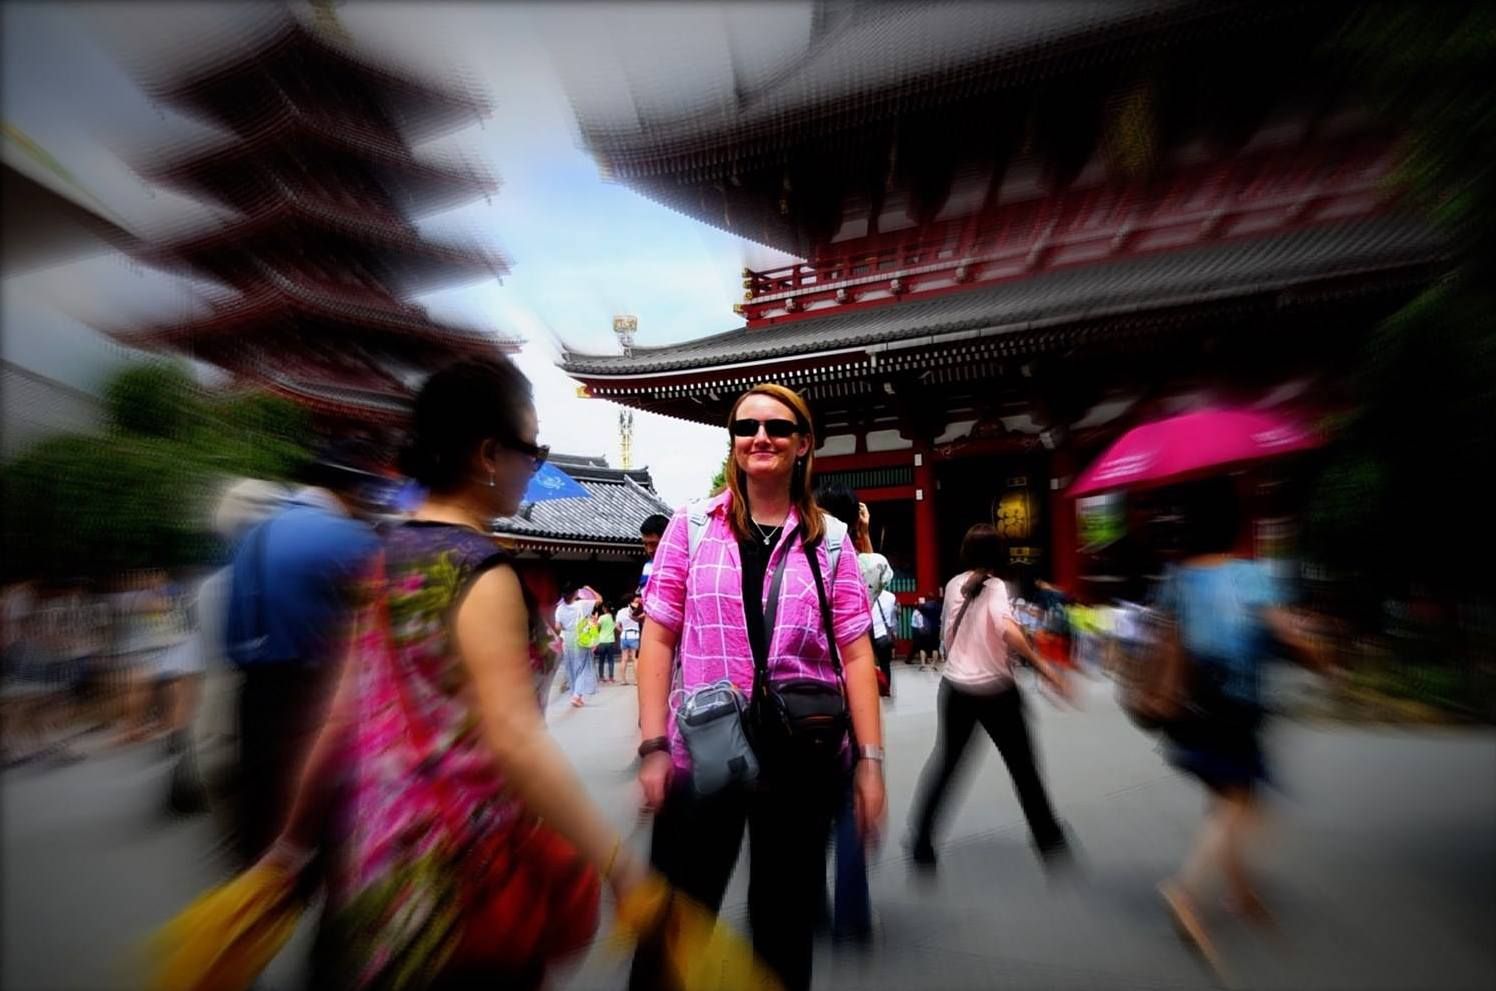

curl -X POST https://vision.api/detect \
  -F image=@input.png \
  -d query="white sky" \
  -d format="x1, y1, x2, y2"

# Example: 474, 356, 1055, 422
0, 1, 810, 506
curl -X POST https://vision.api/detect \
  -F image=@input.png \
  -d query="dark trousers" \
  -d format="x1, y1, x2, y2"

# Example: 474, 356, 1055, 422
831, 769, 872, 935
235, 663, 330, 865
595, 644, 617, 681
629, 765, 840, 991
911, 680, 1064, 853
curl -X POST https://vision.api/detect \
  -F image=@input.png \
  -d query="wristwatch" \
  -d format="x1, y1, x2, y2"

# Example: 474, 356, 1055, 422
638, 736, 670, 758
857, 743, 885, 763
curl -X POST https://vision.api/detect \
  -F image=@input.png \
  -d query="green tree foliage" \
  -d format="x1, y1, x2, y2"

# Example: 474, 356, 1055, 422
1302, 3, 1496, 595
3, 361, 312, 580
103, 361, 196, 438
707, 450, 730, 496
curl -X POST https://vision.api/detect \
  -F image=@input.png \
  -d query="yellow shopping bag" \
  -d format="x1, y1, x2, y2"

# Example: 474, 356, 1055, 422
146, 863, 305, 991
613, 876, 783, 991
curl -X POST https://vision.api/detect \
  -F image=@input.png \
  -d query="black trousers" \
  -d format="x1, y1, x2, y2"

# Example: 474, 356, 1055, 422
235, 663, 330, 865
629, 762, 841, 991
911, 680, 1064, 852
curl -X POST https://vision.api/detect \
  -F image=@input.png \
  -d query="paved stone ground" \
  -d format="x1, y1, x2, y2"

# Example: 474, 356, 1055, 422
4, 665, 1494, 990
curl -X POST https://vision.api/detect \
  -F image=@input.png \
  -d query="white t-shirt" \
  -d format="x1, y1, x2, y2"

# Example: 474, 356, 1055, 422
940, 571, 1016, 693
870, 589, 898, 640
616, 608, 641, 638
554, 599, 590, 648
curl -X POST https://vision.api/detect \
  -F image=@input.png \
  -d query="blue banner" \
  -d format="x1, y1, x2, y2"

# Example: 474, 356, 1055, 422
523, 461, 590, 502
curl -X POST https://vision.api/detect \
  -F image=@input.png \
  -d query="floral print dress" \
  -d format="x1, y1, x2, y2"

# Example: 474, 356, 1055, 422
321, 521, 562, 990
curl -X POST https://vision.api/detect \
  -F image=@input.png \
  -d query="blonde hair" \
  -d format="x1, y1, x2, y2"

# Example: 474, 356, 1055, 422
725, 384, 824, 546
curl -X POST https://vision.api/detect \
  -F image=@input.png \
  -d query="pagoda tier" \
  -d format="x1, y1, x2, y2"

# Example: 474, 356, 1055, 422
134, 192, 506, 298
114, 8, 513, 417
143, 15, 488, 144
109, 279, 516, 413
120, 276, 508, 353
142, 113, 497, 219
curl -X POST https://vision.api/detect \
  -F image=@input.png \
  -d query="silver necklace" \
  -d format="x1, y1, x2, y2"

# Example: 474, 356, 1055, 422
751, 519, 783, 546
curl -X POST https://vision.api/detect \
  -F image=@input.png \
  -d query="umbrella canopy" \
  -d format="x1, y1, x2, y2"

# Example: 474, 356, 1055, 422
1069, 408, 1321, 498
523, 460, 591, 503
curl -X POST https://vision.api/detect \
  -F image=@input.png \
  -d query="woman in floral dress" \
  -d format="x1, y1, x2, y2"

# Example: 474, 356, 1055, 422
265, 357, 648, 990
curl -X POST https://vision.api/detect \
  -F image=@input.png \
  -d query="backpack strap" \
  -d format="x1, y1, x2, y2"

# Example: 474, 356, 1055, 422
802, 511, 848, 682
803, 536, 844, 682
685, 498, 711, 563
821, 512, 846, 577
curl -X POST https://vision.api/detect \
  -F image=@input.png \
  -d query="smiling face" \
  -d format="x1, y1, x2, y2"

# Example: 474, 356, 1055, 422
730, 392, 810, 486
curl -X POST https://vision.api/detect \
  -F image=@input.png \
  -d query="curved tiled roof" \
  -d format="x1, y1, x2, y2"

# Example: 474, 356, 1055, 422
560, 215, 1445, 377
491, 460, 672, 545
573, 0, 1271, 181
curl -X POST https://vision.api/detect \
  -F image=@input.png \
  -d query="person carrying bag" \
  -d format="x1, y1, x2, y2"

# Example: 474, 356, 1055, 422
631, 384, 886, 991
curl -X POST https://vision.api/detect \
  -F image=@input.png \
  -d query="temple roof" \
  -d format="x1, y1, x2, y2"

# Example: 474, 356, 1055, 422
574, 0, 1233, 180
491, 456, 673, 546
561, 215, 1444, 378
560, 1, 1351, 255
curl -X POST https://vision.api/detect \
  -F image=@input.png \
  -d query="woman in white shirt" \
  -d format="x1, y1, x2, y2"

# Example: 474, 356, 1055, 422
615, 595, 642, 685
907, 524, 1073, 871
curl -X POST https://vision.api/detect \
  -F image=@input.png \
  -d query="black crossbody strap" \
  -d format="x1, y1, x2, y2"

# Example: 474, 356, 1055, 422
803, 537, 844, 683
943, 575, 987, 656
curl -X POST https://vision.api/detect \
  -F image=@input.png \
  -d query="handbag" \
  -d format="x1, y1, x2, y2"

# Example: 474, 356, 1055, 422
1119, 610, 1189, 731
147, 862, 304, 991
675, 678, 759, 795
747, 531, 850, 770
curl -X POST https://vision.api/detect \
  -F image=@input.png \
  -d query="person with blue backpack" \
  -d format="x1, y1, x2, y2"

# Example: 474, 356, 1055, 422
223, 440, 380, 865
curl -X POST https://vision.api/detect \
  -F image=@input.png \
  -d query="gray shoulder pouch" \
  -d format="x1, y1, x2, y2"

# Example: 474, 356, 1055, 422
676, 679, 758, 795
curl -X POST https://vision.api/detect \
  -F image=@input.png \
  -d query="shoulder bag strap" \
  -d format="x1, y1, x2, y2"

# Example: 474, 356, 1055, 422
943, 577, 986, 657
802, 535, 844, 684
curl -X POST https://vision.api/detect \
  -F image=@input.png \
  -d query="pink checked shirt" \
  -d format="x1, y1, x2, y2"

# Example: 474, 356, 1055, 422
644, 490, 871, 769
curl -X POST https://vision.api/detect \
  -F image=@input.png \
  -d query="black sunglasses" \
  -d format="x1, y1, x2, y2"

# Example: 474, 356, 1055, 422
504, 439, 550, 473
730, 417, 801, 439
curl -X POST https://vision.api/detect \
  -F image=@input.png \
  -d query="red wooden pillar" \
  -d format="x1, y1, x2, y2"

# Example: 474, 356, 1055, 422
913, 445, 940, 597
1050, 449, 1079, 595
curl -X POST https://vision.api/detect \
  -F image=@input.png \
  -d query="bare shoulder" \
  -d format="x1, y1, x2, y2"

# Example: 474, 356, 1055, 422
458, 562, 526, 623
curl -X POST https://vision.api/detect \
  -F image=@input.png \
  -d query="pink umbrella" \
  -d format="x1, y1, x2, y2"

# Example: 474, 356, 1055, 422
1069, 407, 1322, 497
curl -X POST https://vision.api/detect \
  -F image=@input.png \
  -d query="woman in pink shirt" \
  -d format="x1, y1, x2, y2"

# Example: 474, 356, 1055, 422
907, 524, 1073, 872
632, 384, 886, 991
